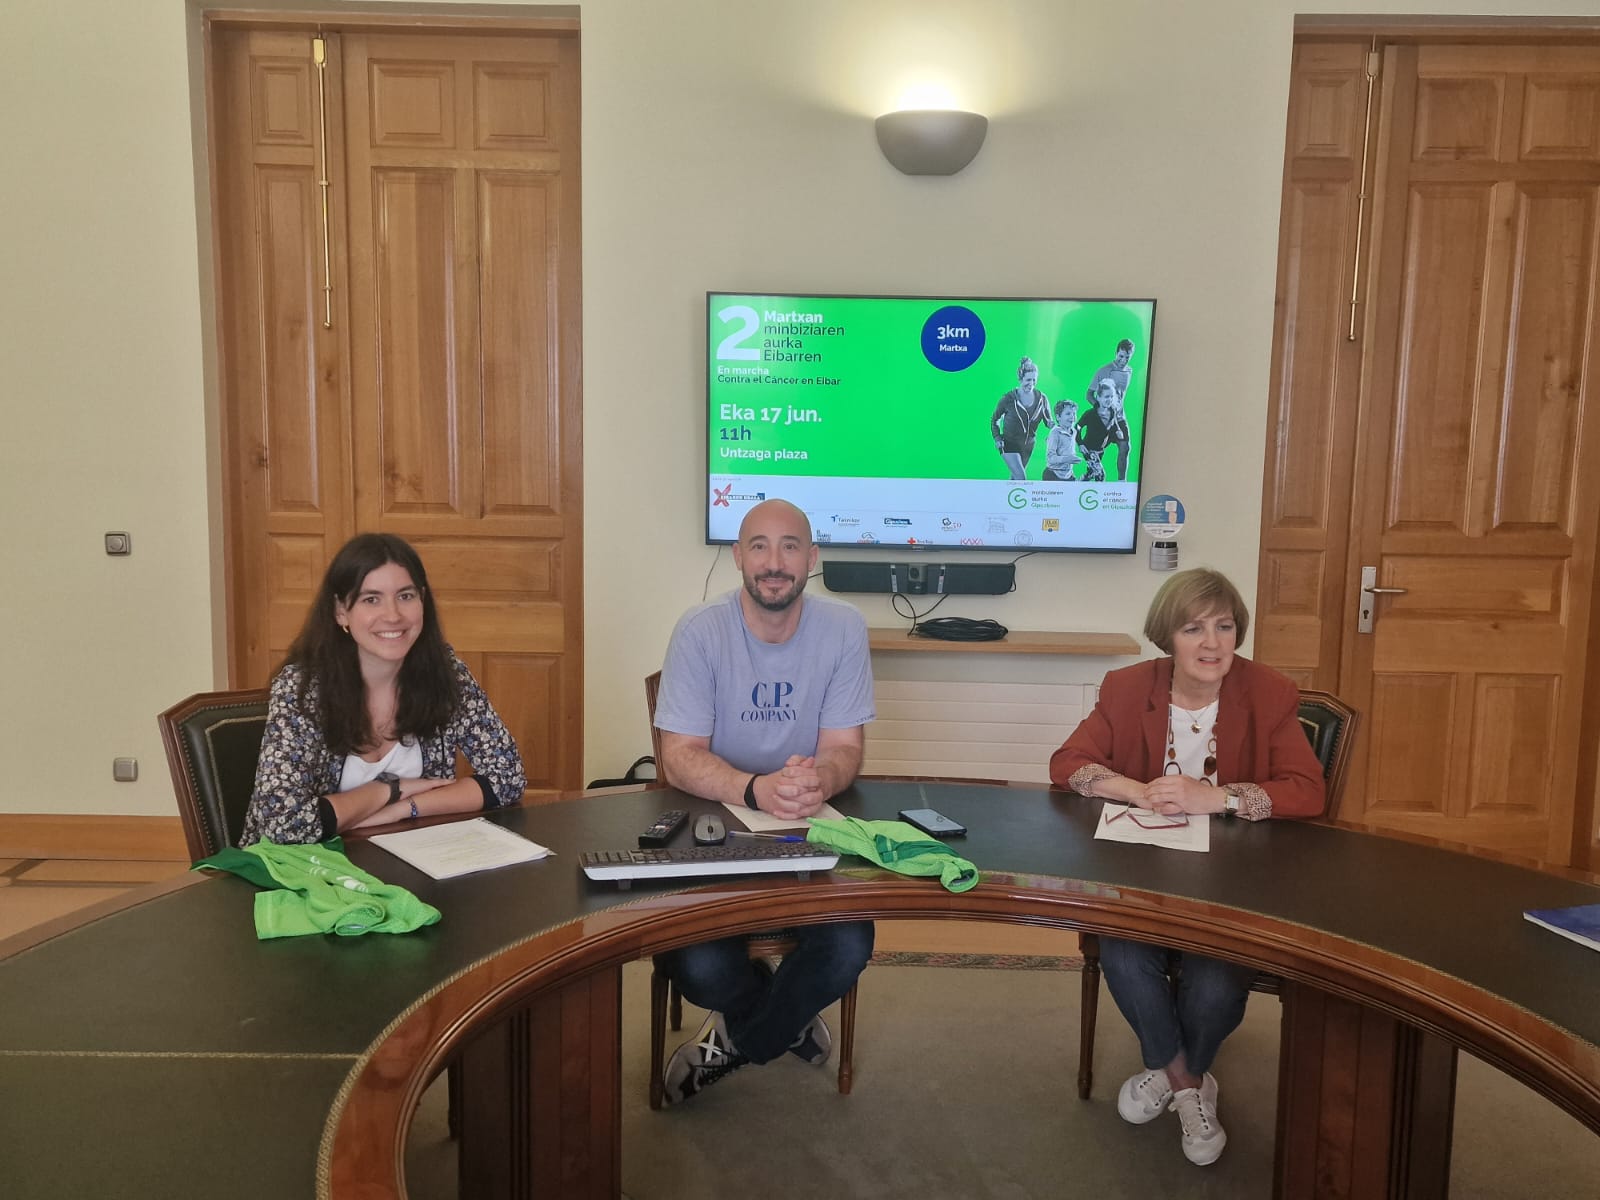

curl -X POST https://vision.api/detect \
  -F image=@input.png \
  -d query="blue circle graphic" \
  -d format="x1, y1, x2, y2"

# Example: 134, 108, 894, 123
920, 305, 986, 372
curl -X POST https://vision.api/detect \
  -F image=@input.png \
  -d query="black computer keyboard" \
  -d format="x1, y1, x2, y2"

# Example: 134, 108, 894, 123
580, 843, 840, 888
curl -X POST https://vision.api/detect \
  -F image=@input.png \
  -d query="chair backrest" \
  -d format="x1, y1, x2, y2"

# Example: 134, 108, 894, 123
1297, 689, 1359, 819
158, 688, 270, 859
644, 670, 665, 785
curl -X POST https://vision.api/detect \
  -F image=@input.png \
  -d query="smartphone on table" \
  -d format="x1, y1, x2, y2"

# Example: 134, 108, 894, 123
898, 807, 968, 838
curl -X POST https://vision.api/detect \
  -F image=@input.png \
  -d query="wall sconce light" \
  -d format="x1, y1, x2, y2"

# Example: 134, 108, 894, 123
874, 109, 988, 176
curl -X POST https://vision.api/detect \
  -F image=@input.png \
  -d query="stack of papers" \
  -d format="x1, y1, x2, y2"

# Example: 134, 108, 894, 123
720, 801, 843, 832
369, 818, 552, 880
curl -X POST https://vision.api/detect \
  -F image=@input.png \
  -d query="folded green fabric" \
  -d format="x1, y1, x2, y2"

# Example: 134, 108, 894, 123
195, 840, 442, 939
806, 817, 979, 894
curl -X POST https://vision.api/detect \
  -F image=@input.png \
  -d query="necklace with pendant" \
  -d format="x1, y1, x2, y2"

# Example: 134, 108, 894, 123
1165, 694, 1219, 782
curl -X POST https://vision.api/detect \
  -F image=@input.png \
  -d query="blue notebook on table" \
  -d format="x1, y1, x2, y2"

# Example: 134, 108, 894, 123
1523, 903, 1600, 954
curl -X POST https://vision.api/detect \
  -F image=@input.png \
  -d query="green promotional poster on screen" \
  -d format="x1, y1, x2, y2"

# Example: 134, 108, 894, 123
709, 295, 1149, 479
705, 293, 1154, 552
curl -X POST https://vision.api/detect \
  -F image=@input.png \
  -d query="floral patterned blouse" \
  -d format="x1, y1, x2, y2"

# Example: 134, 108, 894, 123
239, 649, 526, 846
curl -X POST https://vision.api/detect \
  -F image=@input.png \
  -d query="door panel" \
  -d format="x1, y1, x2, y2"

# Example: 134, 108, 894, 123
1254, 42, 1373, 690
1495, 186, 1592, 530
1342, 43, 1600, 863
480, 173, 559, 516
341, 31, 582, 794
214, 29, 353, 685
1383, 184, 1496, 532
214, 25, 583, 795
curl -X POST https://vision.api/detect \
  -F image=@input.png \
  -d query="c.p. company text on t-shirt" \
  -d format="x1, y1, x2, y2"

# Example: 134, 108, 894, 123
652, 591, 875, 776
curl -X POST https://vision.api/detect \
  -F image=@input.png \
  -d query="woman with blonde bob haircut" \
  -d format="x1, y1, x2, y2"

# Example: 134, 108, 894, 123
1049, 567, 1323, 1168
1142, 568, 1248, 653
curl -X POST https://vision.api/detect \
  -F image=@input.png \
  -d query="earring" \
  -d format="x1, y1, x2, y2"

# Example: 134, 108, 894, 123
339, 624, 351, 635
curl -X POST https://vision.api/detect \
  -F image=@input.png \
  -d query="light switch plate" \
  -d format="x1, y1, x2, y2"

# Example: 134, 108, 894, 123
112, 757, 138, 782
105, 532, 132, 556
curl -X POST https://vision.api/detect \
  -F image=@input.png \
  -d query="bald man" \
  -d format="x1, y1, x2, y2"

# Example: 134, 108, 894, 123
652, 498, 875, 1104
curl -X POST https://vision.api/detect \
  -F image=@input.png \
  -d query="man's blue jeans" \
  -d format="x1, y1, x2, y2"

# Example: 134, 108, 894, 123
655, 921, 874, 1064
1099, 936, 1254, 1076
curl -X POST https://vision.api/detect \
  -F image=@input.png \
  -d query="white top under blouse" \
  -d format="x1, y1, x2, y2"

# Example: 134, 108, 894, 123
1167, 699, 1219, 785
338, 737, 424, 794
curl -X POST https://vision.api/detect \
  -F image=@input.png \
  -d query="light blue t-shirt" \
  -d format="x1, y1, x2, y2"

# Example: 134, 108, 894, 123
654, 590, 875, 775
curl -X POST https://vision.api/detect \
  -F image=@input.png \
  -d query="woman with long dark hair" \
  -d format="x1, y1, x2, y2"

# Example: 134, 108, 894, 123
240, 533, 525, 845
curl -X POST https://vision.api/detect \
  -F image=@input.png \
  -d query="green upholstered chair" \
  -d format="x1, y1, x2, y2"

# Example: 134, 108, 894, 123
158, 688, 271, 859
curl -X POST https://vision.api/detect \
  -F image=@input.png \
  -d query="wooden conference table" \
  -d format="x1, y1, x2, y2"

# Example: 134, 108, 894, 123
2, 780, 1597, 1199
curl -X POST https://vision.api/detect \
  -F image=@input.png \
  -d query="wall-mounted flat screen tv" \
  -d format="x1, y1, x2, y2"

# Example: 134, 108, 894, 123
706, 292, 1154, 553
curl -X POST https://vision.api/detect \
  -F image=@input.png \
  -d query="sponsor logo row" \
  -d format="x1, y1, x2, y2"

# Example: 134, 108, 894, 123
814, 515, 1087, 547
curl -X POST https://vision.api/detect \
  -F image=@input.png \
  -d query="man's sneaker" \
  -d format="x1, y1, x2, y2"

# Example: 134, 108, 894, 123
1172, 1072, 1226, 1165
787, 1013, 832, 1066
1117, 1068, 1174, 1124
661, 1012, 748, 1105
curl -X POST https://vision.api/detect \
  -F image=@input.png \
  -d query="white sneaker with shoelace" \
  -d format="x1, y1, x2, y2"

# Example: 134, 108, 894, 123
1116, 1068, 1174, 1124
1171, 1072, 1226, 1165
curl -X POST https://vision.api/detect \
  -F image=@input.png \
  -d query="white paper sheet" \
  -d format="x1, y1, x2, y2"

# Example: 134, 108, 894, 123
721, 801, 844, 832
1093, 803, 1211, 853
369, 818, 552, 880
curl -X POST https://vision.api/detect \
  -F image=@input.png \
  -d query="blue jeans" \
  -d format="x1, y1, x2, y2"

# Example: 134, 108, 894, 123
655, 921, 874, 1064
1099, 936, 1254, 1077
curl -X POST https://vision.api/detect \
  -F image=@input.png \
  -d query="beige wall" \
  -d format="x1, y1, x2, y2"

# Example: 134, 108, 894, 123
3, 0, 1595, 817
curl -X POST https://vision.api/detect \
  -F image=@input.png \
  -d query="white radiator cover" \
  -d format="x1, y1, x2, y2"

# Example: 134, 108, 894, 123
863, 679, 1099, 784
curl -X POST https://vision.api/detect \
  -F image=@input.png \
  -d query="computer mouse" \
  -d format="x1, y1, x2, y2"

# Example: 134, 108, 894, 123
692, 813, 726, 845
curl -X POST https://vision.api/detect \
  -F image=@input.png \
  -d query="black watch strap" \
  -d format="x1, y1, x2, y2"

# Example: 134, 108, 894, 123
743, 774, 760, 810
377, 772, 401, 805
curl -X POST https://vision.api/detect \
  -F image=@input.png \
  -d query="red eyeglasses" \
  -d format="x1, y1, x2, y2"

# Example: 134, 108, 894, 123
1102, 805, 1189, 830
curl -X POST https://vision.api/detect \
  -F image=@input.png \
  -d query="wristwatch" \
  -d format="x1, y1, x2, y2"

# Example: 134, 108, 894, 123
1222, 791, 1240, 818
376, 772, 402, 805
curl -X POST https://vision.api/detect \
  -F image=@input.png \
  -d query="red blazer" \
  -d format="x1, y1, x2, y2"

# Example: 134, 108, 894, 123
1048, 655, 1326, 819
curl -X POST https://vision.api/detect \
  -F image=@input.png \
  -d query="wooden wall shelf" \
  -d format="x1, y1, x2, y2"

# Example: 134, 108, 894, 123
868, 629, 1140, 656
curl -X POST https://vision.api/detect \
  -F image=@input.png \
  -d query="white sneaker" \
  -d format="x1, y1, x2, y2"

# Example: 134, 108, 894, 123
1172, 1072, 1226, 1165
1116, 1068, 1173, 1124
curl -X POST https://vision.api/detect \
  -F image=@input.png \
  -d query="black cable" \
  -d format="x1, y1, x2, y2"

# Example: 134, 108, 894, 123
910, 616, 1010, 642
888, 593, 1008, 641
889, 591, 950, 635
700, 545, 724, 601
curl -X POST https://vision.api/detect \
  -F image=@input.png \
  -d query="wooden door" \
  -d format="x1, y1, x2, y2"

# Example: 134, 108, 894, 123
1259, 38, 1600, 863
213, 27, 355, 690
1254, 41, 1375, 695
1343, 43, 1600, 862
211, 25, 583, 795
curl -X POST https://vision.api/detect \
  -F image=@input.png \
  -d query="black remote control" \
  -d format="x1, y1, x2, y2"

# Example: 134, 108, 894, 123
638, 810, 688, 848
